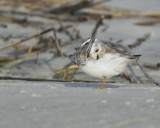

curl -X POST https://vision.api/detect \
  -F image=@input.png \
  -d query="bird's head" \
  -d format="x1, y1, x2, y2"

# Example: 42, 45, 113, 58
89, 39, 102, 60
69, 37, 102, 66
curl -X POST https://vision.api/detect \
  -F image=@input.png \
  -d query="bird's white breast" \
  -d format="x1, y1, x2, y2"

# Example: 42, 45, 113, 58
81, 54, 130, 78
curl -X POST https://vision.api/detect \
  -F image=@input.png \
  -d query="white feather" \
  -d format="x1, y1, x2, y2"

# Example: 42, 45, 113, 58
81, 53, 130, 79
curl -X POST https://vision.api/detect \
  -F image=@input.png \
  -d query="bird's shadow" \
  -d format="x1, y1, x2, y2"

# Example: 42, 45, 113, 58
64, 82, 120, 88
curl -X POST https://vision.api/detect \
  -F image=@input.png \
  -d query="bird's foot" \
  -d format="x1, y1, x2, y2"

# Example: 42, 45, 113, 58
95, 77, 107, 89
95, 84, 106, 89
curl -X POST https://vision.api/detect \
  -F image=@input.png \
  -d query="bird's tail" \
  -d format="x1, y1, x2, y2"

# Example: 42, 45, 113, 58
129, 55, 141, 59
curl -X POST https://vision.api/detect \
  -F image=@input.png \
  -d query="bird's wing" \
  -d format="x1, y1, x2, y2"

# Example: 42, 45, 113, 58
101, 41, 141, 59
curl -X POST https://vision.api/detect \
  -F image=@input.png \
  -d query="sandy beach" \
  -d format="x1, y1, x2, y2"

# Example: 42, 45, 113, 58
0, 0, 160, 127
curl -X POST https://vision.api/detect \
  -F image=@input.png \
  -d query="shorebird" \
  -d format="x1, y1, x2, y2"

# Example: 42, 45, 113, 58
70, 37, 140, 88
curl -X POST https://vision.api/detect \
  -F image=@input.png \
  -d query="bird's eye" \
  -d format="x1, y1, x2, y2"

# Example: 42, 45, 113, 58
95, 49, 99, 52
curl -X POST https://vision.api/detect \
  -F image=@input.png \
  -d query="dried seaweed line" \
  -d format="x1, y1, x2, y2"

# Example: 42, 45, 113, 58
127, 64, 143, 84
128, 33, 151, 49
26, 41, 34, 59
52, 29, 64, 57
136, 58, 160, 86
43, 0, 109, 14
135, 20, 160, 26
58, 20, 75, 40
121, 72, 134, 83
143, 63, 160, 70
0, 28, 54, 51
91, 17, 103, 37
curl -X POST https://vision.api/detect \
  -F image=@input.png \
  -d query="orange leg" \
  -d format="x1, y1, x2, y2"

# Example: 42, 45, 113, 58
96, 77, 107, 89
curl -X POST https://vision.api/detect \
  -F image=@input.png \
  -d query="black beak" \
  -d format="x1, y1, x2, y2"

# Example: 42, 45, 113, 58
69, 54, 77, 65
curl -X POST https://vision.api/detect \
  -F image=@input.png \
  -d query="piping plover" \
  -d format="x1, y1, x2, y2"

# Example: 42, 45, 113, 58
70, 38, 140, 88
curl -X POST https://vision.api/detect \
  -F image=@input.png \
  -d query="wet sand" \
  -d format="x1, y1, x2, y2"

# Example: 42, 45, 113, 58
0, 81, 160, 128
